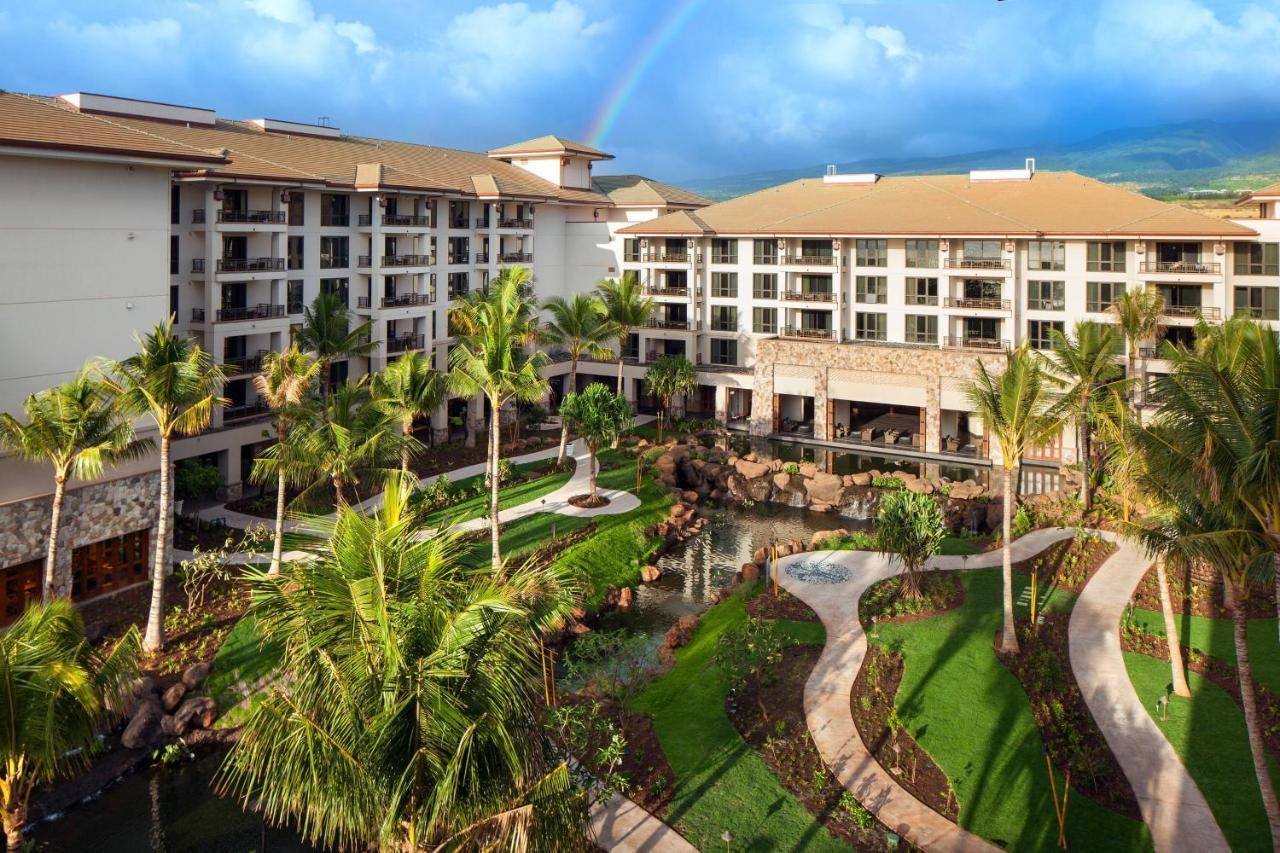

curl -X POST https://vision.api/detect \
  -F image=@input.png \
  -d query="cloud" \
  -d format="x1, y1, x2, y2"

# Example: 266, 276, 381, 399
792, 5, 920, 82
239, 0, 387, 78
437, 0, 613, 98
52, 16, 181, 64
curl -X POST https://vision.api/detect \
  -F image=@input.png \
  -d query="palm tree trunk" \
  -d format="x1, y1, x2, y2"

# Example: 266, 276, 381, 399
589, 442, 598, 500
402, 421, 413, 475
1127, 345, 1138, 407
333, 476, 346, 508
143, 435, 171, 653
556, 360, 577, 467
489, 399, 503, 570
269, 467, 286, 576
1078, 420, 1091, 511
1155, 555, 1191, 697
1000, 464, 1019, 654
613, 345, 625, 450
1230, 588, 1280, 846
4, 806, 24, 853
44, 474, 67, 603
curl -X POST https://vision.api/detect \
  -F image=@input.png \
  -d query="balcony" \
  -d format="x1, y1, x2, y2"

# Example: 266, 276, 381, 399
643, 317, 697, 331
792, 255, 836, 266
217, 257, 285, 274
1161, 304, 1221, 320
1141, 260, 1221, 275
780, 326, 836, 341
474, 219, 491, 230
356, 296, 372, 309
944, 336, 1007, 351
498, 218, 533, 229
224, 400, 269, 422
202, 209, 287, 225
945, 258, 1011, 271
643, 284, 692, 298
382, 293, 430, 308
356, 213, 430, 228
191, 259, 206, 274
944, 297, 1010, 311
783, 289, 836, 303
320, 255, 350, 270
191, 308, 206, 323
448, 254, 470, 265
223, 350, 268, 375
382, 254, 430, 267
216, 304, 286, 322
386, 334, 426, 354
657, 252, 689, 263
500, 251, 533, 263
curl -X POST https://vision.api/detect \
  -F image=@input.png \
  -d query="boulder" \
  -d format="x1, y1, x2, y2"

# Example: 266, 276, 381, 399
161, 682, 187, 712
746, 477, 773, 502
571, 622, 592, 636
743, 452, 759, 463
83, 621, 107, 645
734, 458, 771, 479
804, 471, 845, 505
641, 565, 661, 582
772, 472, 793, 492
905, 478, 935, 495
617, 587, 633, 609
752, 546, 768, 565
174, 696, 217, 733
682, 490, 700, 505
810, 528, 849, 550
121, 700, 164, 749
181, 662, 211, 691
810, 501, 833, 512
798, 462, 818, 478
891, 470, 914, 481
740, 562, 760, 583
850, 472, 872, 487
160, 714, 180, 738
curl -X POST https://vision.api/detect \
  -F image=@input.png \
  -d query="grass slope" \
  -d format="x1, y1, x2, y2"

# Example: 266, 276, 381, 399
631, 592, 844, 851
1124, 651, 1280, 852
420, 458, 573, 529
1126, 608, 1280, 695
871, 569, 1151, 851
202, 614, 282, 728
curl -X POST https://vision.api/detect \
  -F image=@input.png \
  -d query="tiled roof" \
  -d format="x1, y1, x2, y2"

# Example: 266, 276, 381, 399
591, 174, 711, 208
1240, 181, 1280, 203
488, 134, 613, 160
619, 172, 1258, 237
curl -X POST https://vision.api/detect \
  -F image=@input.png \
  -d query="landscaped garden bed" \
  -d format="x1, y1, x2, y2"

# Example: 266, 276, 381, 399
862, 572, 963, 622
1011, 531, 1116, 593
745, 584, 821, 622
554, 696, 676, 816
1130, 560, 1277, 620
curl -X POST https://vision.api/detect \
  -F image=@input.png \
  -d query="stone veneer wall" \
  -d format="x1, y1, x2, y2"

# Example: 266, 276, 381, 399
0, 471, 165, 598
749, 339, 1011, 458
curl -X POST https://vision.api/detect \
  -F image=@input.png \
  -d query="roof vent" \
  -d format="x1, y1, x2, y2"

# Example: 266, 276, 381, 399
59, 92, 215, 126
248, 117, 341, 139
826, 164, 837, 176
969, 158, 1036, 182
823, 171, 879, 185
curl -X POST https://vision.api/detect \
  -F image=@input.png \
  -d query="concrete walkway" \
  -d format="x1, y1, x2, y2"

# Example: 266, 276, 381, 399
1069, 539, 1229, 853
776, 528, 1223, 853
588, 794, 699, 853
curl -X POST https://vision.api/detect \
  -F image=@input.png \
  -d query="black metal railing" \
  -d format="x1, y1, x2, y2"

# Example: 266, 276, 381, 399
386, 334, 426, 354
946, 258, 1011, 270
642, 317, 697, 330
944, 296, 1010, 310
216, 304, 286, 322
500, 252, 532, 263
191, 308, 206, 323
217, 209, 286, 224
224, 401, 269, 421
1161, 304, 1220, 320
783, 290, 835, 302
382, 293, 429, 308
1141, 261, 1221, 275
943, 336, 1007, 351
794, 255, 835, 266
382, 254, 430, 267
191, 258, 206, 274
223, 350, 269, 375
499, 218, 532, 229
321, 214, 350, 227
217, 257, 285, 273
780, 326, 836, 340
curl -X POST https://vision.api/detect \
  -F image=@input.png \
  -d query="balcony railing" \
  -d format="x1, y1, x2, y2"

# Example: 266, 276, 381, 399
783, 290, 835, 303
643, 317, 697, 331
382, 254, 430, 267
223, 350, 269, 375
499, 218, 533, 229
214, 209, 286, 224
944, 296, 1010, 311
383, 293, 429, 308
944, 336, 1007, 351
753, 255, 779, 265
657, 252, 688, 263
946, 258, 1011, 271
217, 257, 285, 274
191, 258, 206, 274
500, 251, 533, 263
1161, 304, 1221, 320
191, 308, 206, 323
474, 252, 489, 263
793, 255, 836, 266
1141, 260, 1221, 275
216, 304, 286, 322
780, 326, 836, 341
643, 285, 691, 297
321, 214, 350, 227
224, 401, 269, 422
474, 219, 491, 230
386, 334, 426, 354
384, 213, 430, 227
320, 256, 350, 269
357, 296, 372, 309
448, 254, 470, 265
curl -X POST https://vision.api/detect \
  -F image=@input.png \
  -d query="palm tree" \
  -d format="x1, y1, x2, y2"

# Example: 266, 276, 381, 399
217, 481, 583, 852
962, 345, 1061, 653
876, 489, 947, 599
1044, 321, 1125, 511
293, 293, 375, 396
371, 350, 447, 474
0, 370, 148, 602
644, 355, 698, 444
541, 293, 615, 467
597, 272, 653, 397
102, 320, 226, 653
1110, 286, 1163, 406
0, 601, 139, 852
449, 267, 549, 569
559, 384, 633, 501
250, 346, 321, 575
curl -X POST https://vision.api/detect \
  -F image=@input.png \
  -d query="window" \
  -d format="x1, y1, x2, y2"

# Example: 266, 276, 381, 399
710, 338, 738, 366
711, 272, 737, 298
448, 237, 470, 264
1027, 280, 1065, 311
1086, 281, 1126, 313
448, 201, 469, 229
1234, 242, 1280, 276
753, 307, 777, 333
321, 194, 349, 227
854, 312, 887, 341
287, 280, 304, 314
799, 239, 833, 260
448, 272, 469, 298
1028, 319, 1064, 350
1235, 286, 1280, 320
710, 305, 738, 331
855, 239, 887, 267
623, 333, 639, 361
752, 273, 777, 299
320, 236, 348, 269
288, 191, 304, 226
320, 277, 349, 304
288, 236, 304, 270
169, 285, 178, 318
905, 315, 937, 344
963, 240, 1002, 260
169, 234, 178, 275
753, 239, 778, 264
906, 277, 937, 306
1027, 241, 1066, 271
711, 238, 737, 264
623, 238, 641, 262
1087, 241, 1126, 272
170, 185, 180, 225
905, 239, 939, 269
71, 529, 149, 601
855, 275, 887, 304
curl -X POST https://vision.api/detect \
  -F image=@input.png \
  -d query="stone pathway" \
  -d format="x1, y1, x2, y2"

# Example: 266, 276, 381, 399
776, 528, 1224, 853
588, 794, 699, 853
1069, 539, 1229, 853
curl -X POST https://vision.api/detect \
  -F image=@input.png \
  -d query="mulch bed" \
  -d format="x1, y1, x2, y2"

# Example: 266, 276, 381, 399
729, 645, 898, 850
174, 516, 268, 552
746, 586, 821, 623
559, 696, 675, 817
849, 644, 959, 821
861, 572, 964, 624
999, 617, 1142, 819
1011, 533, 1116, 593
569, 494, 610, 509
1130, 561, 1276, 620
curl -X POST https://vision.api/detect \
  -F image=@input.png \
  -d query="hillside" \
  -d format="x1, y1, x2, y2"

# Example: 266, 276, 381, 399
683, 120, 1280, 202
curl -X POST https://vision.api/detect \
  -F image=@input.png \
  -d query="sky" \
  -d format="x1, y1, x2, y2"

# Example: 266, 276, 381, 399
3, 0, 1280, 182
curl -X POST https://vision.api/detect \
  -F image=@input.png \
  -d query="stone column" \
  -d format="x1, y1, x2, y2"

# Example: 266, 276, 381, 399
431, 404, 448, 445
714, 384, 729, 424
465, 395, 484, 448
925, 377, 942, 454
813, 367, 829, 442
749, 359, 774, 436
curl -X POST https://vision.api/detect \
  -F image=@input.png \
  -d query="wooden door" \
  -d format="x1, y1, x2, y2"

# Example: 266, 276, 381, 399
71, 530, 149, 601
2, 559, 40, 625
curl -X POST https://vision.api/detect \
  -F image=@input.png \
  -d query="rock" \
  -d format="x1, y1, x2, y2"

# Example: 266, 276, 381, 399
851, 472, 872, 486
740, 562, 760, 583
905, 478, 935, 494
810, 501, 833, 512
617, 587, 633, 609
174, 696, 218, 733
670, 502, 689, 518
733, 458, 771, 479
181, 662, 211, 691
682, 490, 700, 504
985, 500, 1004, 533
572, 622, 592, 636
641, 565, 661, 582
810, 528, 849, 549
798, 462, 818, 478
804, 471, 845, 505
892, 470, 914, 481
162, 682, 187, 712
160, 714, 180, 737
752, 546, 768, 564
776, 543, 793, 557
726, 473, 750, 502
743, 452, 759, 463
772, 472, 793, 491
83, 621, 107, 645
121, 700, 164, 749
710, 488, 728, 503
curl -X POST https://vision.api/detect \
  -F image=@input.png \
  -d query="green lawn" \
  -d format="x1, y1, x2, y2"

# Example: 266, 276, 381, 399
202, 614, 282, 729
1126, 607, 1280, 695
420, 458, 573, 529
630, 590, 844, 851
1125, 651, 1280, 852
940, 536, 982, 556
871, 569, 1151, 851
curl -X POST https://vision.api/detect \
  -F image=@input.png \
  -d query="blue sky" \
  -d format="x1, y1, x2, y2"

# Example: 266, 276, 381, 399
3, 0, 1279, 182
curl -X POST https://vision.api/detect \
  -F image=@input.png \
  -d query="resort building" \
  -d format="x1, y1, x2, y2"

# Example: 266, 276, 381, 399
3, 88, 1280, 616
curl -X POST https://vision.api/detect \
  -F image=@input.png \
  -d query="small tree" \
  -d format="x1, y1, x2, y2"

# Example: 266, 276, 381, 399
876, 489, 947, 599
558, 384, 633, 501
644, 355, 697, 444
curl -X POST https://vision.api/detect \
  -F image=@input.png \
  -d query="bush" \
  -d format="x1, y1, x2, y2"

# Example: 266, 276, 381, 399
815, 531, 878, 551
716, 616, 784, 687
174, 460, 223, 501
870, 475, 904, 490
562, 630, 654, 703
411, 475, 455, 512
782, 462, 801, 475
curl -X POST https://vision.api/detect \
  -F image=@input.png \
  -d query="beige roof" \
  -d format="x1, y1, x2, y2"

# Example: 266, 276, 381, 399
620, 172, 1258, 238
488, 134, 613, 160
1239, 181, 1280, 204
592, 174, 710, 208
0, 91, 227, 165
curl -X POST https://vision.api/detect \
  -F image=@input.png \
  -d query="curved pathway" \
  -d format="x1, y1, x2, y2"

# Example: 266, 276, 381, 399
776, 528, 1223, 853
1069, 539, 1228, 853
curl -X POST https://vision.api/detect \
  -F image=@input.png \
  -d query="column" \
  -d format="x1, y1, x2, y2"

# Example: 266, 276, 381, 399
222, 444, 243, 500
925, 377, 942, 454
813, 366, 829, 443
714, 384, 729, 424
465, 395, 484, 448
431, 404, 448, 445
749, 362, 774, 437
204, 188, 223, 429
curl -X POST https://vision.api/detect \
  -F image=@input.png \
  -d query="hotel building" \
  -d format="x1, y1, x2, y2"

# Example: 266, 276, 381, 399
1, 90, 1278, 616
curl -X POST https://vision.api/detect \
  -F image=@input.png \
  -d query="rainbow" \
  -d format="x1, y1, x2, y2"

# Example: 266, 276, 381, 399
584, 0, 705, 149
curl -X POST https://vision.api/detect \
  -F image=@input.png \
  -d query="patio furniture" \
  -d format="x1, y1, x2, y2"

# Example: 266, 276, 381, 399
885, 429, 901, 444
860, 426, 876, 442
944, 435, 959, 452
